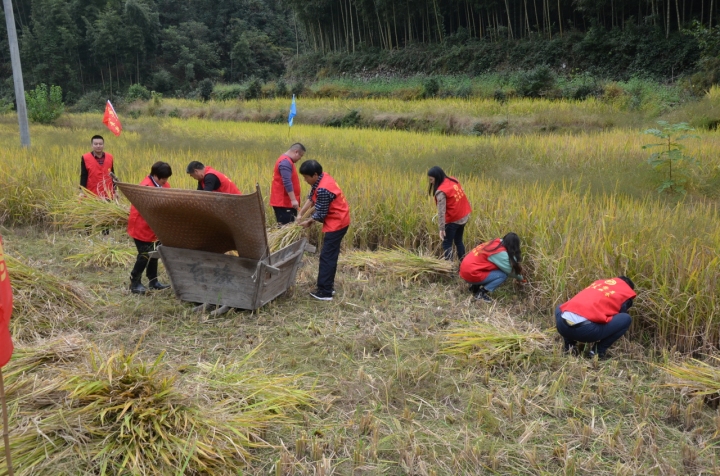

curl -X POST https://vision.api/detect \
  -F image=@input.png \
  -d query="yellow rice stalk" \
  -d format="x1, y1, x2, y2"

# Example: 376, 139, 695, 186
47, 190, 129, 231
64, 240, 135, 268
267, 207, 314, 252
340, 247, 455, 281
442, 323, 550, 365
6, 253, 89, 311
660, 357, 720, 397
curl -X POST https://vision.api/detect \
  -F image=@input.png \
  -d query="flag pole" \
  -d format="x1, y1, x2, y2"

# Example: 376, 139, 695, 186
0, 367, 14, 476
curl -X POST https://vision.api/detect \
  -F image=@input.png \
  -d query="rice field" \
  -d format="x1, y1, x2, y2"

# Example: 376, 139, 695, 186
1, 101, 720, 473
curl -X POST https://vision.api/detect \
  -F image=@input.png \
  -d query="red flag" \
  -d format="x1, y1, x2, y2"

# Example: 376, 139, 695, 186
0, 236, 13, 367
102, 100, 122, 137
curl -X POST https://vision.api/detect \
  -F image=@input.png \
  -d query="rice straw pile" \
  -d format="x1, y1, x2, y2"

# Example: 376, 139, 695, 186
442, 323, 550, 365
660, 357, 720, 398
267, 207, 314, 252
340, 247, 455, 281
1, 346, 315, 475
64, 239, 135, 268
47, 191, 129, 231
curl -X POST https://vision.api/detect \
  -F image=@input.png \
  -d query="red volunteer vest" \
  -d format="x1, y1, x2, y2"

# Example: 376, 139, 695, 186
0, 235, 14, 367
127, 176, 171, 243
270, 155, 301, 207
312, 173, 350, 233
459, 238, 505, 283
201, 167, 241, 195
436, 177, 471, 223
83, 152, 114, 199
560, 278, 637, 324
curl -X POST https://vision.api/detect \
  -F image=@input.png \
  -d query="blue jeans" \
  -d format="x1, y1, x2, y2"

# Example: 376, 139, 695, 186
554, 306, 632, 355
468, 270, 508, 292
442, 222, 466, 261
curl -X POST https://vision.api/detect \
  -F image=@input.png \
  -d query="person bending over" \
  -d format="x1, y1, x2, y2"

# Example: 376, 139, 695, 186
555, 276, 636, 359
459, 233, 524, 302
186, 161, 241, 194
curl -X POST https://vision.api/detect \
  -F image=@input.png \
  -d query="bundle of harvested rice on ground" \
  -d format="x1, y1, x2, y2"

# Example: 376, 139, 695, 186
1, 348, 315, 475
64, 239, 135, 268
660, 357, 720, 404
442, 323, 550, 365
268, 223, 307, 252
46, 191, 129, 231
340, 247, 455, 281
6, 254, 88, 311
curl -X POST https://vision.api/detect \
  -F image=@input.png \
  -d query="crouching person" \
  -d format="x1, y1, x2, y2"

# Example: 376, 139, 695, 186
127, 161, 173, 294
555, 276, 636, 359
459, 232, 524, 302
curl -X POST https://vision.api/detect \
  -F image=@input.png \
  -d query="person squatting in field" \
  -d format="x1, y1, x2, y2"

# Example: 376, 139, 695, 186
80, 134, 115, 199
186, 161, 242, 194
298, 160, 350, 302
127, 161, 173, 295
270, 143, 305, 225
555, 276, 636, 360
427, 166, 472, 261
459, 233, 525, 302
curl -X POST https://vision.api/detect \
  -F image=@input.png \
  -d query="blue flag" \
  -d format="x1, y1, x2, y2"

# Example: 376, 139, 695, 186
288, 95, 297, 127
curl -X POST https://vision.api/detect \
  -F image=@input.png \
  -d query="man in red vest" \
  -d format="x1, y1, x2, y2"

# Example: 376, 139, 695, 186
80, 135, 115, 199
556, 276, 637, 359
186, 161, 241, 194
127, 161, 173, 294
269, 143, 305, 225
298, 160, 350, 301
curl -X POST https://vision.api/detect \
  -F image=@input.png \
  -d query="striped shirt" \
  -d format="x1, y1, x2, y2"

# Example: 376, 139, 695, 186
308, 173, 336, 223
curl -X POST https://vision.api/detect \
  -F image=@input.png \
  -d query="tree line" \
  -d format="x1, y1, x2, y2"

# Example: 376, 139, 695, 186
0, 0, 719, 104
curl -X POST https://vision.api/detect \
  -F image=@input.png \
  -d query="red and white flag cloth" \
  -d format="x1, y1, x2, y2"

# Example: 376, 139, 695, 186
103, 100, 122, 137
0, 236, 13, 367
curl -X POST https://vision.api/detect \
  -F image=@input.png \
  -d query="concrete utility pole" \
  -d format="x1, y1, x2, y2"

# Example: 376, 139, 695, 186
2, 0, 30, 147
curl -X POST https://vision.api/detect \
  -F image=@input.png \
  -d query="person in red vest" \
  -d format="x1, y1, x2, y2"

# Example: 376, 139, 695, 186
459, 233, 525, 302
0, 234, 14, 369
80, 134, 115, 199
270, 143, 305, 225
298, 160, 350, 301
427, 166, 472, 261
556, 276, 636, 359
186, 161, 241, 194
127, 161, 173, 294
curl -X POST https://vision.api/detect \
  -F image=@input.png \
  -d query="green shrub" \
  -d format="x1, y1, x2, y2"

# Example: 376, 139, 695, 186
126, 84, 151, 102
213, 84, 243, 101
291, 81, 305, 98
25, 83, 64, 124
422, 77, 440, 98
245, 79, 262, 100
151, 70, 175, 94
276, 80, 288, 98
69, 91, 105, 113
198, 78, 214, 101
513, 66, 556, 98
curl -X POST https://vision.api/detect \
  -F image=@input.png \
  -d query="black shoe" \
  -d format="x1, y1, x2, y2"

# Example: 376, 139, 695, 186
148, 279, 170, 290
469, 284, 480, 293
564, 345, 581, 357
473, 290, 492, 302
130, 280, 147, 295
587, 350, 610, 360
309, 290, 333, 301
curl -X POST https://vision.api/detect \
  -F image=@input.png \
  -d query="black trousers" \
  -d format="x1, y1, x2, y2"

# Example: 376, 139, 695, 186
273, 206, 298, 225
442, 222, 466, 261
317, 226, 349, 294
130, 239, 158, 282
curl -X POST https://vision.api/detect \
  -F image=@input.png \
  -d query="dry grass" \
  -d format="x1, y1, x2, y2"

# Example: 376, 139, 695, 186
340, 248, 455, 281
47, 191, 129, 232
442, 322, 551, 365
64, 238, 135, 268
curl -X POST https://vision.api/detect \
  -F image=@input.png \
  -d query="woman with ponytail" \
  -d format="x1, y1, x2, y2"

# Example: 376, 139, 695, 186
427, 166, 472, 261
459, 232, 525, 302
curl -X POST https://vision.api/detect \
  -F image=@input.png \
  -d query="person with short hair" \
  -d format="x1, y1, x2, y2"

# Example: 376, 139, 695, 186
270, 143, 305, 225
459, 233, 524, 302
555, 276, 637, 359
127, 161, 173, 294
298, 160, 350, 301
427, 166, 472, 261
80, 135, 115, 199
186, 161, 241, 194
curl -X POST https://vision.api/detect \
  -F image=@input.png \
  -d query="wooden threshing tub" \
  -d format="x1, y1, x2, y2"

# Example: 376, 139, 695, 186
116, 181, 313, 311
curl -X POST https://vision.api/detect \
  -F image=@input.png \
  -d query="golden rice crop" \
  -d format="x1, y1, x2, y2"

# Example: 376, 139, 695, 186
1, 347, 314, 475
64, 239, 135, 268
660, 357, 720, 398
1, 114, 720, 349
47, 191, 129, 231
442, 323, 551, 365
340, 248, 454, 281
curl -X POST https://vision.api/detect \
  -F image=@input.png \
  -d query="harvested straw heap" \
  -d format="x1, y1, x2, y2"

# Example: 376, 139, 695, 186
661, 357, 720, 403
1, 343, 314, 475
268, 223, 307, 252
47, 191, 129, 232
64, 239, 135, 268
340, 248, 455, 281
442, 323, 550, 365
